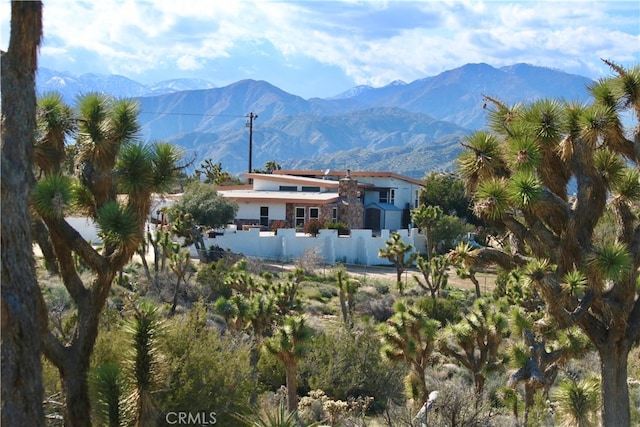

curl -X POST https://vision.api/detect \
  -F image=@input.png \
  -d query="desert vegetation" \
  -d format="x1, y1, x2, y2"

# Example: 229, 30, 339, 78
3, 4, 639, 425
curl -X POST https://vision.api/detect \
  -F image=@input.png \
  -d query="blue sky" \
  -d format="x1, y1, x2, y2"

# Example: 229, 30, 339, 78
2, 0, 639, 98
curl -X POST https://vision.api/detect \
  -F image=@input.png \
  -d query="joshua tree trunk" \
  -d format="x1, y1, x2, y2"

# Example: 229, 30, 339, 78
599, 345, 631, 426
285, 362, 298, 413
1, 1, 46, 425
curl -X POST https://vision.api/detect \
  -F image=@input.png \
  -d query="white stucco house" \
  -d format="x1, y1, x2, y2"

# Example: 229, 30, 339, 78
217, 169, 424, 233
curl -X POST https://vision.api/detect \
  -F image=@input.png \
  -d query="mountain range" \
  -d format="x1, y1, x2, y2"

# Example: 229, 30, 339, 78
37, 63, 595, 177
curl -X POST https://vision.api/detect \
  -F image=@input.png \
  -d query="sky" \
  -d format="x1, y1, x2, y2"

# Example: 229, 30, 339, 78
1, 0, 639, 99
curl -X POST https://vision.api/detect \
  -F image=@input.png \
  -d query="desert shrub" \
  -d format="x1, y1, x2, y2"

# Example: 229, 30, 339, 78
303, 219, 324, 237
419, 377, 496, 427
156, 304, 254, 425
374, 283, 390, 295
195, 258, 232, 301
270, 219, 288, 233
362, 295, 396, 322
416, 296, 462, 325
299, 324, 405, 412
325, 221, 350, 236
257, 349, 287, 392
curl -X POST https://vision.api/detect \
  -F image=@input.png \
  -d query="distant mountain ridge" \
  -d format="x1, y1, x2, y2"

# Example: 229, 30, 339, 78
37, 64, 595, 177
36, 67, 217, 101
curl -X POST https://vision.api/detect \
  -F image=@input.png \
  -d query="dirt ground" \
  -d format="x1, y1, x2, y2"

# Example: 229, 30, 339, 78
261, 260, 497, 294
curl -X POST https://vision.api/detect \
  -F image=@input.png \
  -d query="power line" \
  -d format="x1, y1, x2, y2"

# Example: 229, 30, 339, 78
138, 111, 245, 118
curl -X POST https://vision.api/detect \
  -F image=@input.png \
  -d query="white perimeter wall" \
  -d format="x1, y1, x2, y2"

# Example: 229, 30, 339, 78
63, 217, 426, 266
199, 227, 426, 266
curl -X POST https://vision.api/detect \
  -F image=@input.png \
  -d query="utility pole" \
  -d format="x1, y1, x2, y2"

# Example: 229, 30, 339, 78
245, 112, 258, 176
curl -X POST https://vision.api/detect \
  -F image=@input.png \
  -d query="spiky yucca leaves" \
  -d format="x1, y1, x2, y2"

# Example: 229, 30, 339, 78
553, 377, 600, 427
32, 173, 74, 219
91, 364, 123, 427
379, 301, 440, 405
594, 149, 627, 189
507, 135, 542, 172
586, 242, 632, 285
438, 298, 509, 398
75, 93, 140, 208
151, 141, 184, 193
35, 92, 75, 175
233, 402, 300, 427
561, 270, 588, 300
95, 201, 140, 251
123, 303, 162, 427
458, 131, 508, 192
473, 178, 510, 220
507, 172, 543, 210
579, 104, 623, 149
612, 168, 640, 202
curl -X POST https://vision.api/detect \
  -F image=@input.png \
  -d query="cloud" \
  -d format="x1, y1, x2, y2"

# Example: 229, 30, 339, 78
176, 55, 206, 71
1, 0, 638, 98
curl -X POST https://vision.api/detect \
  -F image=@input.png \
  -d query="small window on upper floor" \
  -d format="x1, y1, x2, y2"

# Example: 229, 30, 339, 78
301, 186, 321, 192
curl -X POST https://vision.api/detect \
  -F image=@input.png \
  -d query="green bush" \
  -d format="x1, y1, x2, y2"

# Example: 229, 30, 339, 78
325, 221, 350, 236
156, 304, 255, 425
196, 258, 232, 301
298, 324, 405, 412
416, 296, 463, 325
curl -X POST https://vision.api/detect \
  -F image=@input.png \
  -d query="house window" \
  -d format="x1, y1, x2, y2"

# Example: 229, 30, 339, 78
301, 186, 320, 192
414, 190, 419, 208
379, 190, 389, 204
390, 189, 396, 205
280, 185, 297, 191
295, 207, 305, 227
260, 206, 269, 227
332, 207, 337, 222
309, 207, 319, 220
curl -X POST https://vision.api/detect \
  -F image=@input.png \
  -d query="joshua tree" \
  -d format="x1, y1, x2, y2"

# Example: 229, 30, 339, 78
411, 204, 443, 259
438, 298, 509, 403
335, 265, 359, 327
124, 303, 162, 427
378, 232, 417, 295
450, 242, 482, 298
379, 301, 440, 405
32, 92, 183, 426
264, 315, 314, 413
413, 253, 449, 299
457, 61, 640, 426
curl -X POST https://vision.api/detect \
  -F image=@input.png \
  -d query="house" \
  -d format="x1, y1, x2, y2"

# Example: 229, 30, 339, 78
217, 170, 424, 232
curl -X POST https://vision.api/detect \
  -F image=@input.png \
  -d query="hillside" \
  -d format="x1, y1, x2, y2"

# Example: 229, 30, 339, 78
38, 63, 595, 176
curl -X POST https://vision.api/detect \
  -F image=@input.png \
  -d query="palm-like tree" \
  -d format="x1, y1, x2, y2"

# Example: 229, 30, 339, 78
457, 61, 640, 426
438, 298, 509, 402
264, 315, 313, 413
31, 92, 183, 426
378, 232, 417, 295
379, 301, 440, 405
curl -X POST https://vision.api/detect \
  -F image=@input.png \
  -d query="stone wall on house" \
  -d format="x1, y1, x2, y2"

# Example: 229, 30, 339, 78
338, 171, 364, 229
